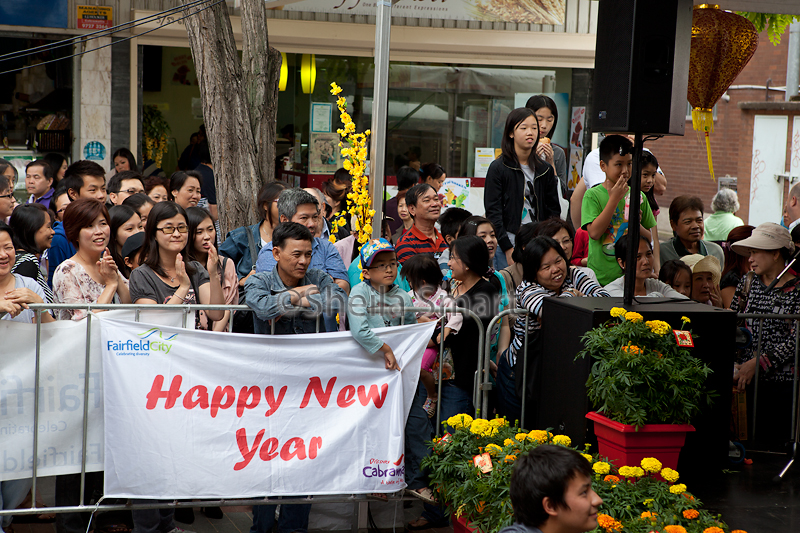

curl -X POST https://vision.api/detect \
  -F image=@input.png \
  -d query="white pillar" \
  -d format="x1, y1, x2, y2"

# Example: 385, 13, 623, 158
78, 37, 113, 175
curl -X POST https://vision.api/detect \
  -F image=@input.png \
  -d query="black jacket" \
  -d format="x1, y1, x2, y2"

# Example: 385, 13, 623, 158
484, 155, 561, 252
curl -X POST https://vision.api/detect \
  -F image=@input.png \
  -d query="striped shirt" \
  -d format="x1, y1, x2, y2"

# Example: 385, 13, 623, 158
395, 224, 448, 265
508, 266, 609, 365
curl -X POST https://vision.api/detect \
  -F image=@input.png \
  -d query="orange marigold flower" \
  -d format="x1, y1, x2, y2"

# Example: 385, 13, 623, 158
640, 511, 657, 520
730, 530, 747, 533
597, 514, 623, 532
604, 475, 620, 483
683, 493, 695, 501
683, 509, 700, 519
703, 528, 725, 533
664, 526, 687, 533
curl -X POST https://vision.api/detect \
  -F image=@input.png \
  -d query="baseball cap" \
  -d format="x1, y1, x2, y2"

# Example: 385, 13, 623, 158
121, 232, 145, 259
359, 238, 395, 268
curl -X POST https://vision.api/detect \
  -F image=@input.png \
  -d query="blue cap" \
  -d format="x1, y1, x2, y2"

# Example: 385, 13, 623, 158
359, 238, 395, 268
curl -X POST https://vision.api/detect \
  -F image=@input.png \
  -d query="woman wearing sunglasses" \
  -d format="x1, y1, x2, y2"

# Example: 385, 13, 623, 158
129, 201, 224, 327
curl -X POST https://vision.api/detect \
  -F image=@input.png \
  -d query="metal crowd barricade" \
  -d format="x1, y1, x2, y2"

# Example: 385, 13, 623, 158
0, 302, 483, 523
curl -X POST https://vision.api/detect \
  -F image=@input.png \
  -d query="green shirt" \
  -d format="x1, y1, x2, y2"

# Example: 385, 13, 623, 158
581, 185, 656, 286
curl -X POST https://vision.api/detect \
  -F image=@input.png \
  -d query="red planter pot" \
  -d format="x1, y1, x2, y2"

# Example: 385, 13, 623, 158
452, 514, 477, 533
586, 411, 695, 470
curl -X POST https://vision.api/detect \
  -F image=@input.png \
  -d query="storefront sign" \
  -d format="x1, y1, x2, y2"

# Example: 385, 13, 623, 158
100, 318, 432, 498
440, 178, 470, 213
568, 106, 585, 190
271, 0, 565, 25
77, 5, 113, 30
83, 141, 106, 162
474, 148, 496, 179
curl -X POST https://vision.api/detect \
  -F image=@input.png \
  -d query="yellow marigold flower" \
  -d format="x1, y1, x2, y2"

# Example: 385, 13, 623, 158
483, 425, 499, 437
515, 432, 530, 442
504, 454, 516, 463
503, 438, 515, 447
681, 316, 691, 324
489, 418, 507, 428
642, 498, 654, 506
597, 514, 623, 532
669, 483, 687, 494
447, 414, 473, 429
470, 419, 491, 435
640, 457, 662, 473
581, 453, 593, 462
330, 82, 342, 95
624, 311, 643, 322
553, 435, 572, 446
527, 430, 549, 443
660, 467, 679, 482
618, 466, 644, 477
610, 307, 627, 318
664, 526, 687, 533
645, 319, 672, 335
604, 475, 620, 483
485, 444, 503, 456
683, 509, 700, 519
640, 511, 657, 520
703, 528, 724, 533
592, 462, 610, 475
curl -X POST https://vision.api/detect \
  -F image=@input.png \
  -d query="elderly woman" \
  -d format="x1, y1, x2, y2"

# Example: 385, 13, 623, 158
703, 188, 744, 242
681, 254, 723, 307
730, 222, 800, 450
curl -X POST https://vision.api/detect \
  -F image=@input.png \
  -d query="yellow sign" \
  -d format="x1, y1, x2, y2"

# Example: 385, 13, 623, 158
77, 5, 113, 30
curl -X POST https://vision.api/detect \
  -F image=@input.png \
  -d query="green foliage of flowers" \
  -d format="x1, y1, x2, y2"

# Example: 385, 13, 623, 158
422, 415, 743, 533
738, 12, 799, 45
576, 309, 716, 427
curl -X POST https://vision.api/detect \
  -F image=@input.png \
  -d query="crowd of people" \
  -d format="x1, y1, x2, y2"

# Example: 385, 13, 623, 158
0, 99, 797, 533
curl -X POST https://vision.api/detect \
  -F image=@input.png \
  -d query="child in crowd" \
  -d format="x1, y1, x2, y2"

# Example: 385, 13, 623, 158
401, 254, 463, 417
639, 151, 661, 271
436, 207, 472, 270
121, 232, 145, 273
581, 135, 656, 286
499, 445, 602, 533
658, 259, 693, 298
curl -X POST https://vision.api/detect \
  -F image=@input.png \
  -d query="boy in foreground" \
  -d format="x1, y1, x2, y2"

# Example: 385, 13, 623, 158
500, 445, 602, 533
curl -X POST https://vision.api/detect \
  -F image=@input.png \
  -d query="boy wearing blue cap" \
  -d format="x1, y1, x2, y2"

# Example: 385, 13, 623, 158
348, 238, 416, 370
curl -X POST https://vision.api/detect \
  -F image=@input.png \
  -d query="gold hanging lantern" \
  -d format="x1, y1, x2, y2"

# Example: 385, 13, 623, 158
688, 4, 758, 180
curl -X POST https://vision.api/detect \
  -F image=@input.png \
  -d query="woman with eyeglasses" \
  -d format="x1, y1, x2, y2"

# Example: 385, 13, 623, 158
52, 199, 131, 321
0, 172, 16, 223
129, 202, 224, 328
9, 203, 55, 303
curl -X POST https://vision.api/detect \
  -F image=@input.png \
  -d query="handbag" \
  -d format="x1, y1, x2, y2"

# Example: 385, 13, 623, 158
231, 227, 259, 333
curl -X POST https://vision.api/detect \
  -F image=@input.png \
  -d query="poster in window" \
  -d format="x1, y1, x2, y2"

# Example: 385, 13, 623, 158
568, 107, 585, 190
309, 132, 341, 175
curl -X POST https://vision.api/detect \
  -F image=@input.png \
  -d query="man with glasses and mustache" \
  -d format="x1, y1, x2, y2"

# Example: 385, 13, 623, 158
107, 171, 146, 206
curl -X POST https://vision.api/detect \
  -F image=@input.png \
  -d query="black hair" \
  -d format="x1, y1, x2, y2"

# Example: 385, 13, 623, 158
397, 166, 421, 192
669, 195, 705, 222
42, 153, 67, 183
450, 235, 491, 277
112, 148, 138, 172
108, 171, 145, 194
122, 192, 155, 215
195, 140, 211, 165
333, 168, 353, 186
0, 221, 14, 243
535, 217, 575, 242
438, 207, 472, 240
62, 160, 106, 199
26, 159, 54, 182
420, 163, 445, 182
501, 107, 544, 171
49, 184, 70, 214
510, 445, 593, 528
401, 254, 443, 291
525, 94, 559, 139
9, 203, 50, 255
0, 174, 10, 193
613, 233, 651, 266
186, 206, 216, 264
459, 216, 496, 239
511, 222, 539, 263
0, 158, 18, 186
273, 221, 313, 249
522, 236, 568, 283
598, 135, 633, 165
641, 150, 659, 169
405, 183, 435, 211
169, 170, 203, 200
257, 181, 288, 224
140, 201, 195, 278
108, 205, 141, 275
659, 259, 693, 286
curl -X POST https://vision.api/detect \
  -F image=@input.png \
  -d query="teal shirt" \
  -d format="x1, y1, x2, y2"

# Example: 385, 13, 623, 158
347, 281, 417, 355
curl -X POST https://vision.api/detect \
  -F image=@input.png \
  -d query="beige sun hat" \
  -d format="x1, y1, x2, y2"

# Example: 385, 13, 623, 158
730, 222, 795, 256
681, 254, 721, 286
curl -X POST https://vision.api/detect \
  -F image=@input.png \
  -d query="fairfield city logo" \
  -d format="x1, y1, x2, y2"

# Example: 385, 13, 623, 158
106, 328, 179, 356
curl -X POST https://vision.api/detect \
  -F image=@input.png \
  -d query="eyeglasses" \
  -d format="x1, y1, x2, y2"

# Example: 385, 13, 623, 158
123, 188, 144, 195
0, 193, 13, 200
156, 224, 189, 235
368, 261, 397, 271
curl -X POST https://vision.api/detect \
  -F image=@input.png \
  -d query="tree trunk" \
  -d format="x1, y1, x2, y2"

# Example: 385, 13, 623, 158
179, 0, 281, 237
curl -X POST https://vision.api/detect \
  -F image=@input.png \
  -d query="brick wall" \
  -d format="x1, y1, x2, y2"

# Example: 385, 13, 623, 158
646, 30, 790, 226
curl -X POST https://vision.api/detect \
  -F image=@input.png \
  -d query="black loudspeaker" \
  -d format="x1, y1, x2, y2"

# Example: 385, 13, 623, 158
592, 0, 692, 135
538, 297, 735, 474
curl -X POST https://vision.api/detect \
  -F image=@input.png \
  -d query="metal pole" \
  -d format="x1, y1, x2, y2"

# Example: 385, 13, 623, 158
520, 314, 529, 427
368, 0, 391, 240
31, 310, 42, 508
623, 132, 643, 306
79, 312, 93, 506
786, 21, 800, 101
753, 318, 764, 440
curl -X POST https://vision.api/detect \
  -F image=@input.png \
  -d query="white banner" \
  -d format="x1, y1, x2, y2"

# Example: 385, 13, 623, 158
99, 318, 433, 499
0, 310, 186, 482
